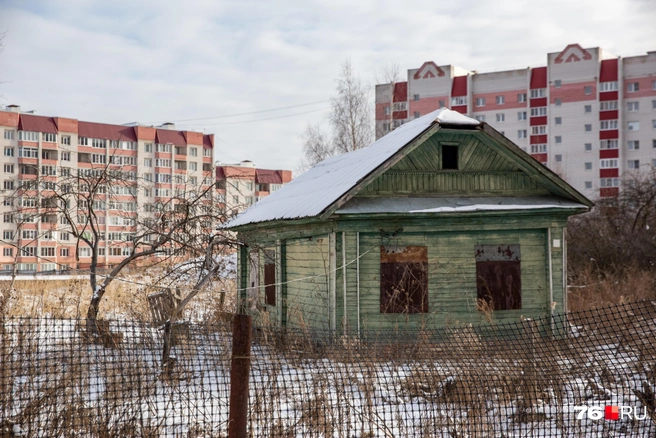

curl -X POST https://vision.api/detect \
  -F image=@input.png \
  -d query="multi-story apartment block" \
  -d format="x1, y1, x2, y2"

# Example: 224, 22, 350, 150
375, 44, 656, 199
216, 160, 292, 215
0, 106, 215, 273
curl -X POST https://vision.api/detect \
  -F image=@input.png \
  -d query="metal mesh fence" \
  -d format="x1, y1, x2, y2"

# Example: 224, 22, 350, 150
2, 300, 656, 437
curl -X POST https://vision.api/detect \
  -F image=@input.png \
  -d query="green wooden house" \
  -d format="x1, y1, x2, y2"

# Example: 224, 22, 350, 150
225, 108, 592, 332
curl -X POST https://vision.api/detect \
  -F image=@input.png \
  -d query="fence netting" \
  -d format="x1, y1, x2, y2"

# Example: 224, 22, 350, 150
2, 300, 656, 437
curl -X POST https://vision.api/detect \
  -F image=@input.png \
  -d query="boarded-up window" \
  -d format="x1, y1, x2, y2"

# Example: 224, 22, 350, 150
380, 246, 428, 313
475, 245, 521, 310
264, 250, 276, 306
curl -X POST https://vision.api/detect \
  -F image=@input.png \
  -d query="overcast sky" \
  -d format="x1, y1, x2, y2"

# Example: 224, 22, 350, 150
1, 0, 655, 174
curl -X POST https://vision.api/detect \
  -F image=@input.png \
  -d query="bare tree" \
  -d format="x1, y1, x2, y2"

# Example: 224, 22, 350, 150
47, 148, 224, 329
330, 60, 373, 155
568, 170, 656, 279
300, 60, 373, 168
299, 123, 333, 171
375, 61, 401, 139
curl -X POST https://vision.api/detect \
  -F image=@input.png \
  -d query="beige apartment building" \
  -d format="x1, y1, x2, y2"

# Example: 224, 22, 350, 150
376, 44, 656, 199
0, 106, 214, 274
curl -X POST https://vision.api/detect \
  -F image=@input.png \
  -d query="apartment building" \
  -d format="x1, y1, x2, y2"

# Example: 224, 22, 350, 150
216, 160, 292, 215
0, 106, 215, 273
375, 44, 656, 199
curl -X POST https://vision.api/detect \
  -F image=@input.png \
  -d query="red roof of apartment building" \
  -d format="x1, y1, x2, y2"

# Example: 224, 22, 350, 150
78, 121, 138, 141
18, 114, 58, 134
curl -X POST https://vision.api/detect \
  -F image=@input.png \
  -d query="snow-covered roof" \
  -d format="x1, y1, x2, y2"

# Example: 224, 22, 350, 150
224, 108, 480, 228
335, 196, 588, 215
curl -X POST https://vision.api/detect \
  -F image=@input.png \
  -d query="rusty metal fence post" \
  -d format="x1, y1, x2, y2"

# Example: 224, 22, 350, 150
228, 313, 252, 438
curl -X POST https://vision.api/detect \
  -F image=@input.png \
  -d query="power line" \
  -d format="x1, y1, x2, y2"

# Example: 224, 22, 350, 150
150, 100, 330, 124
180, 107, 329, 127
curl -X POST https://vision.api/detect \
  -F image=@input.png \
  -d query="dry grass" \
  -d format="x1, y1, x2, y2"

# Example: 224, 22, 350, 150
0, 267, 237, 322
568, 264, 656, 312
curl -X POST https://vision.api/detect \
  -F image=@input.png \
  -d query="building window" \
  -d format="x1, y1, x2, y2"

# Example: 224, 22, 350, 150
584, 86, 592, 95
653, 139, 656, 149
517, 93, 527, 103
3, 181, 14, 190
380, 246, 428, 314
555, 117, 562, 125
585, 143, 592, 152
530, 144, 547, 154
40, 247, 55, 257
628, 160, 640, 170
600, 120, 619, 130
653, 80, 656, 91
585, 181, 592, 189
653, 119, 656, 130
383, 106, 390, 115
4, 147, 14, 157
584, 105, 592, 113
413, 94, 420, 101
530, 89, 545, 99
476, 97, 486, 107
414, 112, 420, 119
599, 81, 618, 92
530, 107, 547, 117
496, 95, 505, 105
600, 159, 618, 169
518, 111, 527, 121
496, 113, 505, 123
439, 100, 445, 108
585, 162, 592, 171
475, 115, 485, 122
627, 82, 639, 93
475, 244, 521, 310
3, 164, 13, 174
18, 131, 39, 142
441, 145, 458, 169
263, 250, 276, 306
531, 126, 547, 135
555, 136, 562, 144
555, 154, 562, 162
627, 121, 640, 131
601, 178, 620, 188
4, 130, 15, 140
517, 130, 527, 139
555, 98, 562, 106
144, 143, 153, 153
600, 101, 618, 111
21, 246, 36, 257
627, 102, 639, 112
42, 133, 56, 142
554, 80, 561, 88
584, 124, 591, 132
628, 140, 640, 150
451, 96, 467, 106
190, 162, 198, 171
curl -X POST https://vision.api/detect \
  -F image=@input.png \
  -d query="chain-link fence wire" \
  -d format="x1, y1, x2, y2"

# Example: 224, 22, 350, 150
0, 317, 234, 437
2, 300, 656, 437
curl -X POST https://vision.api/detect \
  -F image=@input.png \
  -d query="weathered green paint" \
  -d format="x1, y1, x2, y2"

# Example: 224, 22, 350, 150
234, 127, 588, 332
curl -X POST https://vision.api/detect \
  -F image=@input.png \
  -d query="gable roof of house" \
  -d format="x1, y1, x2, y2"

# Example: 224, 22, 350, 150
225, 108, 591, 229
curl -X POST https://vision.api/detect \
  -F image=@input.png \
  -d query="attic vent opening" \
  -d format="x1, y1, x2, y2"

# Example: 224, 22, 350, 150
442, 145, 459, 170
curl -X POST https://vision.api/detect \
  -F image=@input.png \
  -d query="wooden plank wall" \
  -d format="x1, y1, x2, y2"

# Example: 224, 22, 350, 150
283, 235, 331, 330
356, 229, 551, 329
358, 132, 550, 197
